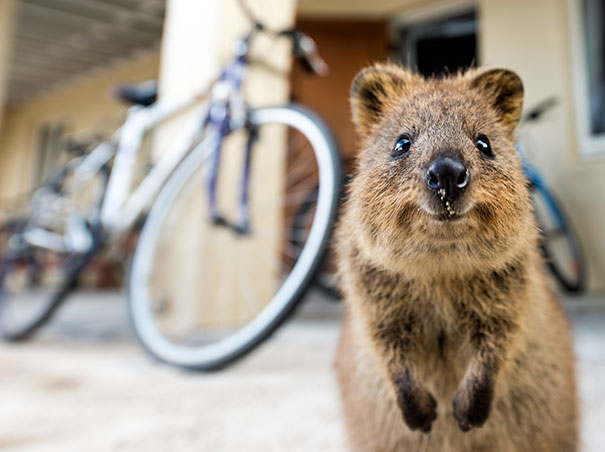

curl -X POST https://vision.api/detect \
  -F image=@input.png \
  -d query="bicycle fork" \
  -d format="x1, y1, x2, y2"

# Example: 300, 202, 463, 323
206, 116, 259, 236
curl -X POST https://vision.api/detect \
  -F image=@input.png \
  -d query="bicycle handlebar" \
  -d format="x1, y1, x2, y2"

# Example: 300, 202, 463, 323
236, 0, 329, 77
521, 97, 558, 124
289, 30, 329, 76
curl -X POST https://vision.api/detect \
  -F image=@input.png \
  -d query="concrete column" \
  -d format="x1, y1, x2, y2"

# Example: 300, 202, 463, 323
153, 0, 296, 333
0, 0, 17, 138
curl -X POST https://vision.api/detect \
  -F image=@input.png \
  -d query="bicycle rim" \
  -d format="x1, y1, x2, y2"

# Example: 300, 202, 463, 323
532, 186, 586, 293
129, 104, 340, 369
0, 222, 103, 341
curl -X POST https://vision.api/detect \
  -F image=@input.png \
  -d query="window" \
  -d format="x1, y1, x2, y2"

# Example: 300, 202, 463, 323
569, 0, 605, 156
395, 12, 477, 78
583, 0, 605, 135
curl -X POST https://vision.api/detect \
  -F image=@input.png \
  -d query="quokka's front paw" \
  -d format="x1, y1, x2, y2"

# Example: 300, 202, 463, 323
452, 375, 494, 432
395, 374, 438, 433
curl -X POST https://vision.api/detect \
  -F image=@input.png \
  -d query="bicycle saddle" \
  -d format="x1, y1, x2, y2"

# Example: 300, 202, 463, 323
112, 79, 158, 106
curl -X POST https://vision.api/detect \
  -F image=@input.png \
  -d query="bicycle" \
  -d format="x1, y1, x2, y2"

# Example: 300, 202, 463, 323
0, 3, 341, 370
517, 98, 586, 293
296, 98, 587, 298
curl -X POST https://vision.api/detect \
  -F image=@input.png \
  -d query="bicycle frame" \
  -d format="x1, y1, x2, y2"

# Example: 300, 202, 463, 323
99, 94, 211, 233
517, 142, 546, 189
516, 142, 567, 230
81, 59, 247, 236
24, 23, 324, 250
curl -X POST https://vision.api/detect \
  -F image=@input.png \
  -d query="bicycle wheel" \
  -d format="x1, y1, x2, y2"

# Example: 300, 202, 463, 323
0, 158, 108, 340
291, 185, 342, 300
129, 104, 341, 370
531, 183, 586, 293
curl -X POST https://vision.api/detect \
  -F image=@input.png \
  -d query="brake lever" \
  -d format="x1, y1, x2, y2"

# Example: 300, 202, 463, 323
293, 32, 329, 77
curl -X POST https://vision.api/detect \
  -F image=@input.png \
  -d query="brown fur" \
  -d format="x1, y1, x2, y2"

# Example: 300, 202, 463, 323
335, 63, 578, 452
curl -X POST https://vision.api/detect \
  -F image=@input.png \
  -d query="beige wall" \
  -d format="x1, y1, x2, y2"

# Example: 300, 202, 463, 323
479, 0, 605, 290
0, 52, 160, 198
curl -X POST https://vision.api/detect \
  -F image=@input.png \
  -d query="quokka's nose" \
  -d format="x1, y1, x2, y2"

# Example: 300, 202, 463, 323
425, 155, 470, 201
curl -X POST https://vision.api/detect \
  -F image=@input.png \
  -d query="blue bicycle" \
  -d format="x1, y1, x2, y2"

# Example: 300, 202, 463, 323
518, 98, 586, 293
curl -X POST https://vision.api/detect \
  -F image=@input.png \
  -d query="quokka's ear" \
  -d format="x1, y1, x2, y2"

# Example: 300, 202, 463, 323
350, 64, 407, 137
470, 68, 524, 132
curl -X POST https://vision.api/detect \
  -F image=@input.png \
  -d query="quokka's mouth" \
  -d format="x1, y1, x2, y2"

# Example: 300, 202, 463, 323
422, 199, 472, 222
434, 212, 464, 222
422, 204, 466, 222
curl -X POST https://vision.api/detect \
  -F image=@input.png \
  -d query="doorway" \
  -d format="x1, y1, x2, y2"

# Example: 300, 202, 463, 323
396, 11, 477, 77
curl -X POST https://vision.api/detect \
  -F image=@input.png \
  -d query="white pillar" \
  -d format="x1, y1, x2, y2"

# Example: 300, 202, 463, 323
154, 0, 296, 332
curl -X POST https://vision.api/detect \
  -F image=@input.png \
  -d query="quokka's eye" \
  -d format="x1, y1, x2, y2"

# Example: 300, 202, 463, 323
392, 134, 412, 159
475, 134, 494, 158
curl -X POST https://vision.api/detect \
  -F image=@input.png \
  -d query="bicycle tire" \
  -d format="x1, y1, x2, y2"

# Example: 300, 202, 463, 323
0, 160, 109, 341
291, 185, 342, 300
0, 237, 102, 341
531, 184, 586, 293
128, 104, 341, 370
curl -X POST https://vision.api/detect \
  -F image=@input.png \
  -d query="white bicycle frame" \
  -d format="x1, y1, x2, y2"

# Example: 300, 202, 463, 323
100, 92, 210, 234
24, 26, 309, 251
20, 51, 247, 256
76, 77, 244, 237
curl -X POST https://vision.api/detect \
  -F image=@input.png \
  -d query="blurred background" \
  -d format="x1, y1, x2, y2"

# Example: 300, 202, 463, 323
1, 0, 605, 290
0, 0, 604, 451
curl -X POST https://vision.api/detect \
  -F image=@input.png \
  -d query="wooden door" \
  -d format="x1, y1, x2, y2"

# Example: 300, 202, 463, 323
291, 19, 389, 165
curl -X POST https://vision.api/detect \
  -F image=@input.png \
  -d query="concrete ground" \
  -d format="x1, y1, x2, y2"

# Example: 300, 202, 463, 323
0, 289, 603, 452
